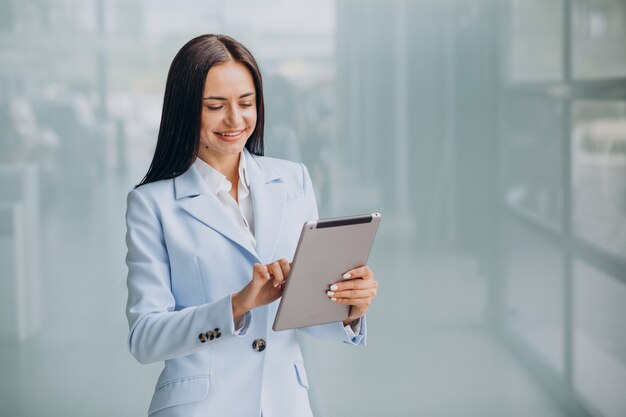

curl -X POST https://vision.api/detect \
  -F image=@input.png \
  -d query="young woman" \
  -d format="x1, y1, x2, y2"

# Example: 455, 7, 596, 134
125, 34, 378, 417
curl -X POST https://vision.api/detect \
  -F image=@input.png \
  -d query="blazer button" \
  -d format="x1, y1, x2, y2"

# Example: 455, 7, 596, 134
199, 333, 207, 343
206, 331, 215, 341
214, 328, 221, 338
252, 338, 266, 352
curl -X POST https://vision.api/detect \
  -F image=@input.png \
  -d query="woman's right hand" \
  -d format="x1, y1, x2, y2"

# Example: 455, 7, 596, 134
232, 259, 291, 320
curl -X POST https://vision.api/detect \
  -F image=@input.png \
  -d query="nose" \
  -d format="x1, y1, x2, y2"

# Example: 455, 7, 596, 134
225, 106, 243, 127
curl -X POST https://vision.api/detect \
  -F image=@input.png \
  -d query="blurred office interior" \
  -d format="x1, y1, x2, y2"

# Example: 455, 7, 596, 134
0, 0, 625, 416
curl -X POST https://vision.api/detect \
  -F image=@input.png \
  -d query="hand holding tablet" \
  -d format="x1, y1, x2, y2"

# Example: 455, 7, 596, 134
273, 213, 382, 331
326, 264, 378, 326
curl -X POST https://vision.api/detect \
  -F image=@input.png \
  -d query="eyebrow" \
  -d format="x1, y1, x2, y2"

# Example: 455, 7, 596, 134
203, 92, 255, 100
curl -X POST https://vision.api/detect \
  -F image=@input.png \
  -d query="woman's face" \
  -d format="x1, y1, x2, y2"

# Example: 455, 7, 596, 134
198, 60, 257, 165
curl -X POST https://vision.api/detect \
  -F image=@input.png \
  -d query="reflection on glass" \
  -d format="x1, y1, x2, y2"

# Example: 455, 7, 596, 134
501, 95, 563, 228
572, 101, 626, 260
574, 261, 626, 417
0, 165, 41, 344
505, 0, 563, 82
503, 221, 564, 374
573, 0, 626, 79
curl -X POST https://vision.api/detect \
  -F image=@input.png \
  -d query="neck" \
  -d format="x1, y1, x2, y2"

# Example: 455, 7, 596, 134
198, 151, 240, 183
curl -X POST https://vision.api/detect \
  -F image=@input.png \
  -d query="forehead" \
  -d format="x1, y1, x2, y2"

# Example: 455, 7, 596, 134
203, 61, 255, 95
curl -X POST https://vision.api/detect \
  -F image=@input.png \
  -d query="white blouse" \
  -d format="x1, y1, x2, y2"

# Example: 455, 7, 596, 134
193, 151, 255, 248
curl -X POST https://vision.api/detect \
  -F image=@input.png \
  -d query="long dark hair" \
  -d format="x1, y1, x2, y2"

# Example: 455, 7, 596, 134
137, 34, 264, 187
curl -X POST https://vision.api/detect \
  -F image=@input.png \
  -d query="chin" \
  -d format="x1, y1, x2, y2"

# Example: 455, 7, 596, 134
224, 141, 247, 153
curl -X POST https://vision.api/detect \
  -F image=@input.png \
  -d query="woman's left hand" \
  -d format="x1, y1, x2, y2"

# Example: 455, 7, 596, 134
326, 266, 378, 326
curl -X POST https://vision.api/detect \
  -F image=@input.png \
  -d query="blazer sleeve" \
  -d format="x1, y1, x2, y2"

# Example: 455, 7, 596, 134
295, 163, 367, 346
125, 188, 251, 364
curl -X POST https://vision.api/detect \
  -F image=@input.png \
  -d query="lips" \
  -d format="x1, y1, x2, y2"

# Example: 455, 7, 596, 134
214, 128, 246, 141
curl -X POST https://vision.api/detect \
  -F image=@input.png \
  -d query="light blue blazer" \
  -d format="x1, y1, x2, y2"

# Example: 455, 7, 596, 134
125, 149, 366, 417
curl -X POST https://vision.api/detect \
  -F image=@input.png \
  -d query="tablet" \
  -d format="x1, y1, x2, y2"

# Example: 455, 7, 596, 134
272, 213, 382, 331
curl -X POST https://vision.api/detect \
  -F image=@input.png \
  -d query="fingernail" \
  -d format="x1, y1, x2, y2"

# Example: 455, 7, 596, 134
331, 297, 337, 301
266, 273, 271, 280
273, 283, 279, 288
343, 273, 351, 279
326, 291, 334, 296
330, 284, 338, 291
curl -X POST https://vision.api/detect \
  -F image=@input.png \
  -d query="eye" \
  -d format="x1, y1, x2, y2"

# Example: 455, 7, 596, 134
240, 102, 254, 108
206, 105, 223, 111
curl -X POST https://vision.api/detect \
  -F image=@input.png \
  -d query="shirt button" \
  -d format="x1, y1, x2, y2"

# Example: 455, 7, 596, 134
252, 339, 266, 352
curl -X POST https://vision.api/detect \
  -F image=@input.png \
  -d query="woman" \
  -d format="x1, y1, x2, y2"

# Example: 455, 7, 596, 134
125, 34, 378, 417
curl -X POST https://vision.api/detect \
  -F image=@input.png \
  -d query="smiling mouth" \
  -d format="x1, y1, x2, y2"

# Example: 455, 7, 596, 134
215, 129, 246, 138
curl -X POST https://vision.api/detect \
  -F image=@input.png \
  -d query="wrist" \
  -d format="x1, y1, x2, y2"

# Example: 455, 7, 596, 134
232, 292, 249, 320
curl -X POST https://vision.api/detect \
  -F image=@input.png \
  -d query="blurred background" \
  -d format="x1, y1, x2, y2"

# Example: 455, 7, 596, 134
0, 0, 625, 416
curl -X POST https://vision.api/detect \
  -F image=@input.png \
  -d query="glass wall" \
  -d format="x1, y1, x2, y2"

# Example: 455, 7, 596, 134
1, 1, 624, 416
572, 100, 626, 260
499, 1, 626, 416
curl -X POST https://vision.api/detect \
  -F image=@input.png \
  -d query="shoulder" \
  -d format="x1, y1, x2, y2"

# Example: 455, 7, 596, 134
127, 177, 175, 213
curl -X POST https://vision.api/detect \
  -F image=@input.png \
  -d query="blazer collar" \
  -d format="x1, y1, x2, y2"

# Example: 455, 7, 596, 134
245, 148, 286, 263
244, 148, 281, 184
173, 149, 286, 263
174, 149, 280, 198
174, 163, 204, 200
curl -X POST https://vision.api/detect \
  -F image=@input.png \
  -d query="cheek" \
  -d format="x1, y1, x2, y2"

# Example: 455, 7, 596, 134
245, 108, 258, 127
200, 113, 217, 134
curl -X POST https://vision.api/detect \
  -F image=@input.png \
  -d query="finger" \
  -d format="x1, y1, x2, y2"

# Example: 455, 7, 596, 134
329, 296, 372, 310
327, 288, 376, 299
253, 263, 270, 284
267, 262, 285, 288
329, 278, 378, 292
278, 258, 291, 279
343, 265, 373, 280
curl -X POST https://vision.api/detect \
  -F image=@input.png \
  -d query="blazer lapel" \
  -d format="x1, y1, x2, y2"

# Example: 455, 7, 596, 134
174, 165, 259, 260
245, 149, 286, 263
